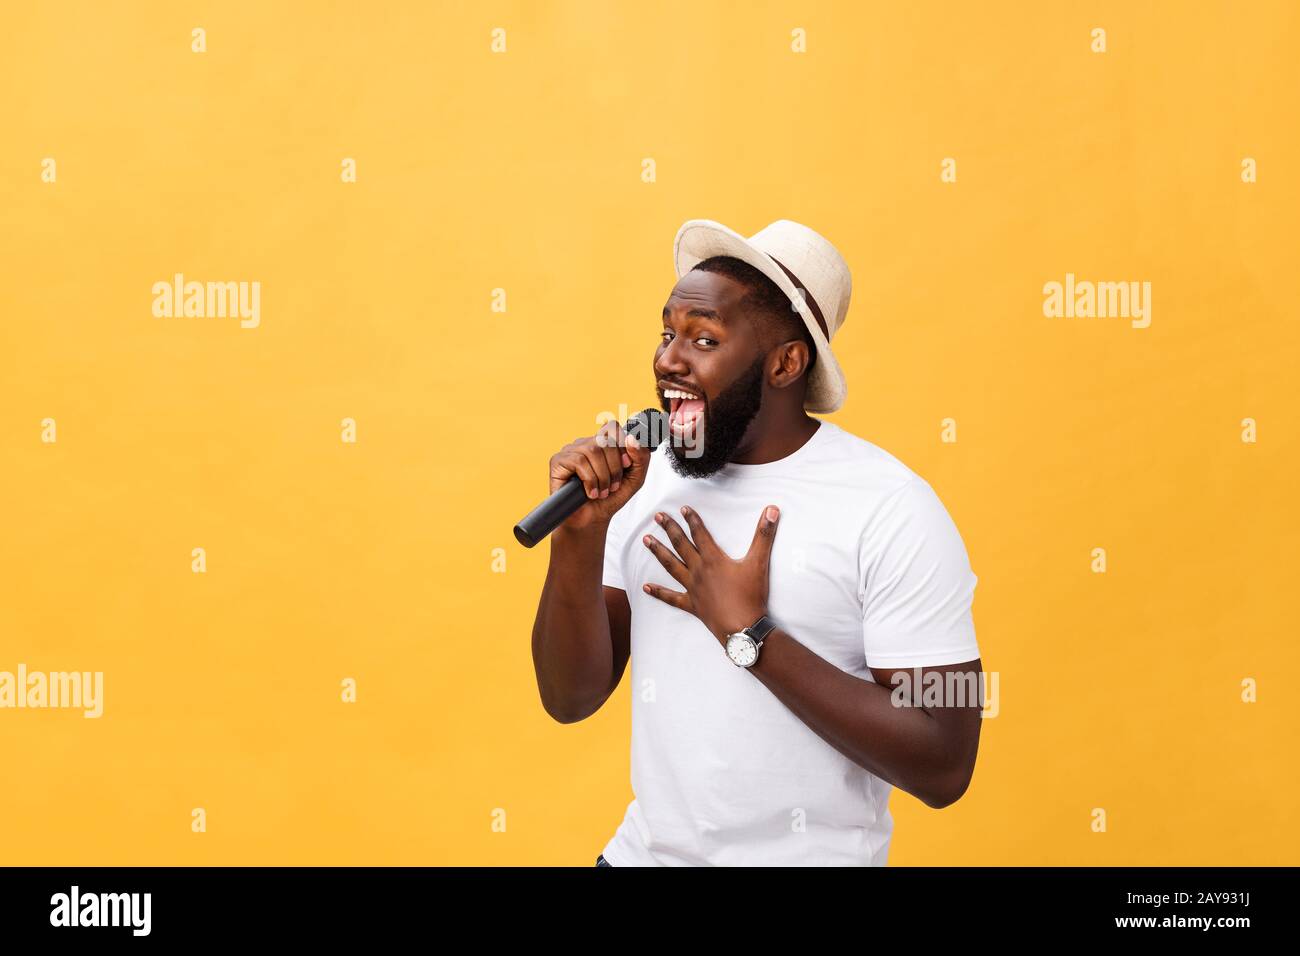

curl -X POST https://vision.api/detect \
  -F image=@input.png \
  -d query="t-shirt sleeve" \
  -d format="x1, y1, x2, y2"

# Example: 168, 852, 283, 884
601, 504, 629, 591
859, 477, 981, 668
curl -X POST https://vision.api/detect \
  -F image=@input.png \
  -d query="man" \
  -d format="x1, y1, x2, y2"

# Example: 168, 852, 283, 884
530, 219, 983, 866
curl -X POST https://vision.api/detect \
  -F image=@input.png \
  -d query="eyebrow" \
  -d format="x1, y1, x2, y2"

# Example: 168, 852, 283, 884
663, 305, 725, 323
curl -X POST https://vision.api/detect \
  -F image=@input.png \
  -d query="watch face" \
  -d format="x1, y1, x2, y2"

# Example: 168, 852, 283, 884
727, 634, 758, 667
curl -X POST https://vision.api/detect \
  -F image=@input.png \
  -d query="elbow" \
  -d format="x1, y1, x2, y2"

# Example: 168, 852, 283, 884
539, 691, 602, 725
544, 705, 588, 725
920, 765, 975, 810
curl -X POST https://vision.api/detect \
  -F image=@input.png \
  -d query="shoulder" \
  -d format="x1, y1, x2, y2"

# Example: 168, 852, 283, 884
818, 423, 966, 544
815, 420, 923, 500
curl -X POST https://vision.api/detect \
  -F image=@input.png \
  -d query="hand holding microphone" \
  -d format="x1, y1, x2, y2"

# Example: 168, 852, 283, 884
514, 408, 665, 547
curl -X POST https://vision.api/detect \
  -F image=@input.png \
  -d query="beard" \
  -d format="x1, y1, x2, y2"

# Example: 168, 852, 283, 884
662, 353, 766, 479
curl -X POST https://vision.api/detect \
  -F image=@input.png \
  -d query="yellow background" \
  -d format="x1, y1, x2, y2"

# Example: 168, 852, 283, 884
1, 1, 1296, 865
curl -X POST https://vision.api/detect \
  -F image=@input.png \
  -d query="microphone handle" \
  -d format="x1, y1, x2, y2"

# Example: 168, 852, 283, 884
513, 407, 664, 549
513, 473, 593, 548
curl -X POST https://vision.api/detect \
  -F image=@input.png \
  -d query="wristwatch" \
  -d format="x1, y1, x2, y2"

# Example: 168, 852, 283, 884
725, 614, 778, 668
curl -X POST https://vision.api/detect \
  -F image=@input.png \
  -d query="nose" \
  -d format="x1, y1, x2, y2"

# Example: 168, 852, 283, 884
654, 333, 691, 381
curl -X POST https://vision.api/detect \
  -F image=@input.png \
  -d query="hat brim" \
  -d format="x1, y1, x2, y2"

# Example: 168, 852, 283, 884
673, 219, 847, 414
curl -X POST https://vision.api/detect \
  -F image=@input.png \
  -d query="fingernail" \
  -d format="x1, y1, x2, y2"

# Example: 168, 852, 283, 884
601, 488, 609, 498
588, 488, 597, 499
612, 481, 621, 491
622, 454, 632, 467
766, 506, 779, 522
627, 435, 639, 448
643, 535, 652, 545
681, 505, 691, 516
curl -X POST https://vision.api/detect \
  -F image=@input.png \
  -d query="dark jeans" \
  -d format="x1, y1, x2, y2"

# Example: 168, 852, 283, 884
595, 854, 612, 867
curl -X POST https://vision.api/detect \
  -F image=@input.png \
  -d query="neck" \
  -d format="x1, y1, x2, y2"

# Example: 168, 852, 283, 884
729, 404, 820, 465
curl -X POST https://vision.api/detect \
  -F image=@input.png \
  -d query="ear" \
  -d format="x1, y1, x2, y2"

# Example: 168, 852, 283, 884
771, 338, 812, 389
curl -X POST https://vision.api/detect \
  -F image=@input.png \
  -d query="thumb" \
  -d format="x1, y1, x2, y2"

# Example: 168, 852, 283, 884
616, 432, 651, 491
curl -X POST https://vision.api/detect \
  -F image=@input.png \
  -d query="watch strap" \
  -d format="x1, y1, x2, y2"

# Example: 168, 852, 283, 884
745, 614, 777, 644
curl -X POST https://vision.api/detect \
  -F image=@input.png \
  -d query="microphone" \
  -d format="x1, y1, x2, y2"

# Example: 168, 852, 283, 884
514, 407, 667, 548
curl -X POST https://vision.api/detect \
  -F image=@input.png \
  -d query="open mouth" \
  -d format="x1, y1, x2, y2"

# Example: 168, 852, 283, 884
663, 386, 706, 440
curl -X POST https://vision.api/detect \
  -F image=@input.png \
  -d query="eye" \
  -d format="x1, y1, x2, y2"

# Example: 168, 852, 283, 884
660, 331, 718, 348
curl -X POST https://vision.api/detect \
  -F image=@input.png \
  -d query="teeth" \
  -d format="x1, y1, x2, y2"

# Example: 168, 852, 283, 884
664, 388, 700, 400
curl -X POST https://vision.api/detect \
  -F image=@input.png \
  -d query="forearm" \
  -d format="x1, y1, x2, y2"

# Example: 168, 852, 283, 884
748, 628, 967, 808
531, 523, 614, 722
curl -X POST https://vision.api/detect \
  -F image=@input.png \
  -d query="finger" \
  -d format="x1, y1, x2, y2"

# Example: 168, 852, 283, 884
642, 582, 691, 612
593, 421, 635, 475
565, 454, 602, 499
620, 432, 648, 478
679, 505, 718, 553
596, 423, 626, 489
641, 533, 690, 586
747, 505, 780, 563
579, 443, 613, 497
604, 450, 625, 491
603, 421, 634, 478
624, 431, 648, 464
654, 512, 698, 565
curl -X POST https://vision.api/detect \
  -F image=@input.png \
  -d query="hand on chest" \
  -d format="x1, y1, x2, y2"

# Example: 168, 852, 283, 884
627, 494, 863, 654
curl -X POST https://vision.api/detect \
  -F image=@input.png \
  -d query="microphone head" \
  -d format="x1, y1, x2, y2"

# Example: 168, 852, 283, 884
626, 407, 668, 450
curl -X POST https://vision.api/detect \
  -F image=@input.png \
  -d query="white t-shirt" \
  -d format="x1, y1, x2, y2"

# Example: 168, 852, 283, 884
599, 418, 981, 866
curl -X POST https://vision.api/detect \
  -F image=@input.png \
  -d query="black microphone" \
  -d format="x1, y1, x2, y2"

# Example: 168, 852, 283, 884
514, 407, 667, 548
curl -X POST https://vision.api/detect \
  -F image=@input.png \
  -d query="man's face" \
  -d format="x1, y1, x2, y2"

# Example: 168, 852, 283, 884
653, 270, 769, 479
